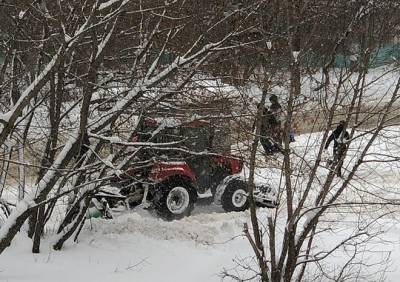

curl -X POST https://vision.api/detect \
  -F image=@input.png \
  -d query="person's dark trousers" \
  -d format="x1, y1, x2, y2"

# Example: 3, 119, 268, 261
260, 138, 274, 155
332, 145, 346, 177
271, 128, 282, 153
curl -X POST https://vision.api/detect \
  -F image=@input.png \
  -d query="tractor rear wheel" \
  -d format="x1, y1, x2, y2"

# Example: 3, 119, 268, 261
153, 178, 196, 220
221, 178, 249, 212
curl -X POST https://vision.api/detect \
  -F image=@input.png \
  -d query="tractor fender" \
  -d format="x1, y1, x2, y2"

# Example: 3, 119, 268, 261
211, 156, 243, 175
214, 174, 244, 205
149, 161, 196, 184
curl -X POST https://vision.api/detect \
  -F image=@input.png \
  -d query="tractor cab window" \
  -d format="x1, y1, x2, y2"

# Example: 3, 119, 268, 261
182, 126, 212, 152
155, 127, 182, 144
135, 118, 214, 157
137, 125, 182, 143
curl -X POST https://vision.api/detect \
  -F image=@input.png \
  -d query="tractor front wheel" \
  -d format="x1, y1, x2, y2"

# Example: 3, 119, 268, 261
221, 178, 249, 212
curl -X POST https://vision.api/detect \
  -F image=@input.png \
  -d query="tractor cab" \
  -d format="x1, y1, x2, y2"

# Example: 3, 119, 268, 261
135, 118, 214, 155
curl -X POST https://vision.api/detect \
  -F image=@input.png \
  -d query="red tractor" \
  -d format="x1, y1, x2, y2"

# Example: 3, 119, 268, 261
97, 117, 277, 220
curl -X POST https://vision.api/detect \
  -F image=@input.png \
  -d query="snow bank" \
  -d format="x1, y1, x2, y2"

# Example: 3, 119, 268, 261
87, 207, 248, 244
0, 206, 255, 282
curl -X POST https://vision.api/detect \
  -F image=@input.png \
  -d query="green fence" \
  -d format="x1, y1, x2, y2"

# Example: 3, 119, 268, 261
306, 44, 400, 68
336, 44, 400, 68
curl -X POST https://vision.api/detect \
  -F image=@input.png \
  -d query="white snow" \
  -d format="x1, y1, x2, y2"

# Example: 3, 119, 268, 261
18, 10, 26, 20
0, 111, 12, 123
293, 51, 300, 63
0, 208, 252, 282
98, 0, 128, 11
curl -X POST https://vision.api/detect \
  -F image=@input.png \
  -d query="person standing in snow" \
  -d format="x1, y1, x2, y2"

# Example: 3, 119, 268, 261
324, 120, 350, 177
255, 103, 275, 155
267, 94, 283, 153
289, 121, 298, 143
255, 94, 283, 156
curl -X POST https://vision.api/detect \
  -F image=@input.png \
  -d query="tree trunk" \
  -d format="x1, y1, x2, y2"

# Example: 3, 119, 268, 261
53, 195, 92, 251
32, 205, 45, 253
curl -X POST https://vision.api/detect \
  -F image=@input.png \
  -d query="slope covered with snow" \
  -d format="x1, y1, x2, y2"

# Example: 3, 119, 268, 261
2, 128, 400, 281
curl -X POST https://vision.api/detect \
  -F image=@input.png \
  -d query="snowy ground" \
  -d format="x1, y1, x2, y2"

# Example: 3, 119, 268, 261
2, 129, 400, 281
0, 206, 255, 282
1, 205, 400, 282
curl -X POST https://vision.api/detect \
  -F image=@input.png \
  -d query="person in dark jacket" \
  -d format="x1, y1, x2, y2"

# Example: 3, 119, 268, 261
325, 120, 349, 177
255, 94, 282, 156
268, 94, 282, 152
255, 104, 275, 155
